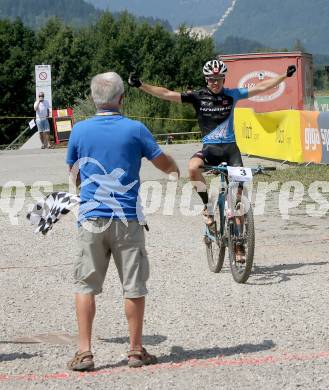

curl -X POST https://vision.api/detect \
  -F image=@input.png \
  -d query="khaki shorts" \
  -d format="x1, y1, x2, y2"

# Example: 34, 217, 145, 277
74, 219, 149, 298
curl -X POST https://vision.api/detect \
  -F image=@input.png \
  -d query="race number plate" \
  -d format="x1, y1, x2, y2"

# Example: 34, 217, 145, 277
227, 166, 253, 182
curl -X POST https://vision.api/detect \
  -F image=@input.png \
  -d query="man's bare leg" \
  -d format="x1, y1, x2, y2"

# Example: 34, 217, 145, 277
75, 293, 96, 353
44, 132, 50, 148
125, 297, 145, 351
125, 297, 157, 367
39, 132, 45, 148
188, 157, 213, 224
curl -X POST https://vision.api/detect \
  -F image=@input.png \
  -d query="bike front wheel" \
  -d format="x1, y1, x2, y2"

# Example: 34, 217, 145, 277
204, 206, 226, 273
228, 206, 255, 283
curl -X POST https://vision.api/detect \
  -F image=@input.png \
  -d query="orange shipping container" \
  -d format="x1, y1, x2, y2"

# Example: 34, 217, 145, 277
220, 52, 314, 112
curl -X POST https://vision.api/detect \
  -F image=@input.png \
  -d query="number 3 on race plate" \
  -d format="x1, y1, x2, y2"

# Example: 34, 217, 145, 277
227, 166, 253, 182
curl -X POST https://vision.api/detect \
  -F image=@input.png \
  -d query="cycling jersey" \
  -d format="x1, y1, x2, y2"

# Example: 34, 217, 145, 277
181, 87, 248, 144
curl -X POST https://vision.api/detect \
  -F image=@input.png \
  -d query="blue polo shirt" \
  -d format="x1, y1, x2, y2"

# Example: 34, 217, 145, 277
66, 113, 163, 221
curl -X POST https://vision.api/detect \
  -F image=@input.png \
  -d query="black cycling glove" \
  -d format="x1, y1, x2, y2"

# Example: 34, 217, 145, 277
286, 65, 296, 77
128, 72, 142, 88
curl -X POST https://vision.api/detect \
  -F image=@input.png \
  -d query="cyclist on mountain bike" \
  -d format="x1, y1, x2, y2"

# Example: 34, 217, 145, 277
128, 60, 296, 225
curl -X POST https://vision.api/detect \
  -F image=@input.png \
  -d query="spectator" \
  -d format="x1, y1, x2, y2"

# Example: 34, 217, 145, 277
33, 92, 51, 149
66, 71, 179, 371
166, 134, 174, 144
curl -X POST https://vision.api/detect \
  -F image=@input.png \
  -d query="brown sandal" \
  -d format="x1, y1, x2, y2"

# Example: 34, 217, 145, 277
127, 347, 157, 368
67, 351, 94, 371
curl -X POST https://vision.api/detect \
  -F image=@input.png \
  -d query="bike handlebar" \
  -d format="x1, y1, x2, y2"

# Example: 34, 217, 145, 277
261, 166, 277, 171
203, 164, 276, 175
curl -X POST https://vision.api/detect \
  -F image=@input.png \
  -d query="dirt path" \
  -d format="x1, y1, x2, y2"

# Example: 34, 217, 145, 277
0, 145, 328, 389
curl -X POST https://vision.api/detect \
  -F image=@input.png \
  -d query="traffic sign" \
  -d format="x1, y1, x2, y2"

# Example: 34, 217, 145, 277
35, 65, 52, 116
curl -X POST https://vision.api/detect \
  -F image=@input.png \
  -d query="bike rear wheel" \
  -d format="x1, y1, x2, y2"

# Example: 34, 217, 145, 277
228, 207, 255, 283
204, 206, 226, 273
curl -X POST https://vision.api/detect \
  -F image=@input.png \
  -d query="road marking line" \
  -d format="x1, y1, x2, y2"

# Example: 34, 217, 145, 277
0, 350, 328, 382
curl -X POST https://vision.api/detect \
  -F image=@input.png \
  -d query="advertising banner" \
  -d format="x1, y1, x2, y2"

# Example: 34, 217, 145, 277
235, 108, 303, 162
221, 52, 313, 112
234, 108, 329, 164
300, 111, 329, 163
52, 108, 74, 144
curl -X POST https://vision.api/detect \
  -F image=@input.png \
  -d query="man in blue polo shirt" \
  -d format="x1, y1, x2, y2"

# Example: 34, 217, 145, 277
66, 71, 179, 371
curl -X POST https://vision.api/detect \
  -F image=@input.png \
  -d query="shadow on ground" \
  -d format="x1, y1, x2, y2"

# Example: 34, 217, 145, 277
250, 261, 329, 285
0, 353, 39, 362
98, 334, 167, 346
96, 339, 275, 370
158, 339, 275, 364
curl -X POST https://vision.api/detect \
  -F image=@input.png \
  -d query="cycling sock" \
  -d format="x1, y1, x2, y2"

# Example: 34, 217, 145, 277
197, 190, 209, 206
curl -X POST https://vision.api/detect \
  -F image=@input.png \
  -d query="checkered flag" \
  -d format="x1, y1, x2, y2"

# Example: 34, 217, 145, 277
27, 192, 80, 235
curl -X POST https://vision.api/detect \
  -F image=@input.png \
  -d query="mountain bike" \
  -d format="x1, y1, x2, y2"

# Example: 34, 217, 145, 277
203, 164, 276, 283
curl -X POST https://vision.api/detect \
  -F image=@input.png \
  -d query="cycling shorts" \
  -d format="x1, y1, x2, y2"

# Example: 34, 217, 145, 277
191, 143, 243, 167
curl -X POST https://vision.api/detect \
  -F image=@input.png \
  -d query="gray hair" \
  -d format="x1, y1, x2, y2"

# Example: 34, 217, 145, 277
91, 72, 124, 108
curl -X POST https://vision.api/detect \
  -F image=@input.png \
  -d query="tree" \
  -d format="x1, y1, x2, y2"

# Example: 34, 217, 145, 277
0, 19, 36, 144
34, 18, 94, 107
0, 12, 217, 144
314, 67, 329, 91
172, 26, 215, 89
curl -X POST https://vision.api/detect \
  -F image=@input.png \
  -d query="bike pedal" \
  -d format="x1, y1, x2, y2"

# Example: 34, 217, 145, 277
235, 236, 244, 246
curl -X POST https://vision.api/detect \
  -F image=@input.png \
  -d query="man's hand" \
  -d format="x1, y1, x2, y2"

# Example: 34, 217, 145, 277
128, 72, 142, 88
286, 65, 296, 77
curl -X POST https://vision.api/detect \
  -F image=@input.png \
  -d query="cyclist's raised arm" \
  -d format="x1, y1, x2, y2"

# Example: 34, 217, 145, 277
248, 65, 296, 98
141, 83, 182, 103
128, 72, 182, 103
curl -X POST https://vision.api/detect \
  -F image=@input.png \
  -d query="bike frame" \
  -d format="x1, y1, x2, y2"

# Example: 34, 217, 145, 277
218, 170, 227, 237
203, 164, 275, 281
203, 164, 266, 242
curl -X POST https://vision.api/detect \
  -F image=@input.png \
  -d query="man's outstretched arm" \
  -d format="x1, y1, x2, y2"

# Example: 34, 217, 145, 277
248, 65, 296, 98
128, 73, 182, 103
151, 153, 180, 178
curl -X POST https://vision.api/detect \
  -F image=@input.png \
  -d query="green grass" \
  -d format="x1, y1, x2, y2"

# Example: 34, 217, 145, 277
252, 165, 329, 187
202, 165, 329, 188
314, 90, 329, 97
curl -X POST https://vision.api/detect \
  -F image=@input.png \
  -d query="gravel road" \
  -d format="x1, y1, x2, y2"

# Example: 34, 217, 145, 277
0, 143, 284, 186
0, 144, 328, 389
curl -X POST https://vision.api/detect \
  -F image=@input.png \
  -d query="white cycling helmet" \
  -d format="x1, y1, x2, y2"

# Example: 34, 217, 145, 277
203, 59, 227, 77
